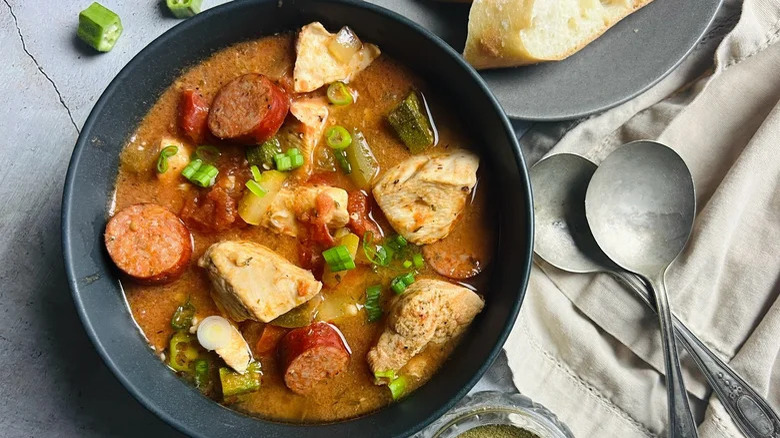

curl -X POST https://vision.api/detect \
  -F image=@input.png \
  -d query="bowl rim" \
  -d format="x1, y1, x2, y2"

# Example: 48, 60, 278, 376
61, 0, 534, 436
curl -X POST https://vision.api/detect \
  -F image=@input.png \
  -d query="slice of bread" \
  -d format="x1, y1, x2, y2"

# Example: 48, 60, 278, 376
463, 0, 653, 69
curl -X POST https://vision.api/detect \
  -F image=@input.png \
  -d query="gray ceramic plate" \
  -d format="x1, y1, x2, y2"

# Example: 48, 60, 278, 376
368, 0, 722, 121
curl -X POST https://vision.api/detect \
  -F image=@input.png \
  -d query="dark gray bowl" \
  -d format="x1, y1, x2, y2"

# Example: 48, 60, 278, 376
61, 1, 533, 436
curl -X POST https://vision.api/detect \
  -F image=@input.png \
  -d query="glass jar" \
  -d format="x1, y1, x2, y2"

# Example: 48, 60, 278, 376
420, 391, 574, 438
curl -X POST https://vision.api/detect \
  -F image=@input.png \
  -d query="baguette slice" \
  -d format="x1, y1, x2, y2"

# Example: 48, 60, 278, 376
463, 0, 653, 69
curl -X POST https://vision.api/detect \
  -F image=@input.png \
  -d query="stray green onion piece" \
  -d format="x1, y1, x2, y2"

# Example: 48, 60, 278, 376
170, 299, 195, 330
374, 369, 396, 382
274, 153, 292, 172
327, 82, 354, 106
156, 145, 179, 174
390, 272, 415, 295
78, 2, 123, 52
386, 234, 408, 251
245, 179, 267, 198
334, 149, 352, 174
364, 285, 383, 323
388, 375, 408, 400
413, 253, 424, 269
402, 260, 413, 269
250, 165, 263, 182
195, 145, 221, 163
323, 245, 356, 272
325, 126, 352, 150
181, 159, 218, 187
362, 232, 390, 266
166, 0, 203, 18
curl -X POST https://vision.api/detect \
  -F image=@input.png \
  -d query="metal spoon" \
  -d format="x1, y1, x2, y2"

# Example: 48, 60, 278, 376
585, 141, 698, 437
531, 152, 780, 438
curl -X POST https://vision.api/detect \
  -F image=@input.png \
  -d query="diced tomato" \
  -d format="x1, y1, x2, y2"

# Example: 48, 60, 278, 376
179, 89, 210, 143
180, 183, 239, 233
347, 190, 380, 237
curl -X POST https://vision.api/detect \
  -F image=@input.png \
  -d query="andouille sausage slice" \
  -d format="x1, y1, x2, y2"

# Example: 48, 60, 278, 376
105, 204, 193, 284
208, 74, 290, 144
279, 322, 350, 394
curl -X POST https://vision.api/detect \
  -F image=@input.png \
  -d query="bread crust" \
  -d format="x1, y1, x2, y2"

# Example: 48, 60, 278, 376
463, 0, 654, 69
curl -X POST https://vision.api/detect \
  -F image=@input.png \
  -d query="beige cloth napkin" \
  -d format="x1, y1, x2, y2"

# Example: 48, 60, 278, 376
504, 0, 780, 436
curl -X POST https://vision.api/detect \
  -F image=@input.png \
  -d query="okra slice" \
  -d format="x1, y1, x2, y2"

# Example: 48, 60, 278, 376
77, 2, 123, 52
387, 91, 435, 154
166, 0, 203, 18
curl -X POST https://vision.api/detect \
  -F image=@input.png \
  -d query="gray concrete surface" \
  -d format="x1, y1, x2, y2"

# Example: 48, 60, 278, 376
0, 1, 529, 436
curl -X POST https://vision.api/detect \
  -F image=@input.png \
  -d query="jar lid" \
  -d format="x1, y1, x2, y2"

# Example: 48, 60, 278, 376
420, 391, 574, 438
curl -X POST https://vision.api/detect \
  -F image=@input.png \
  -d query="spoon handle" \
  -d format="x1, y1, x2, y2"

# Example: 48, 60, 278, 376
613, 272, 780, 438
644, 274, 700, 437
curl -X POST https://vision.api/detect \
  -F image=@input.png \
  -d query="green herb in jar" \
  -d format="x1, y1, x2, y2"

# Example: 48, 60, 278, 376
458, 424, 540, 438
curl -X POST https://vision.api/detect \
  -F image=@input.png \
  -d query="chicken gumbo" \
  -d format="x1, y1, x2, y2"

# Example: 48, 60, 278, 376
106, 22, 495, 422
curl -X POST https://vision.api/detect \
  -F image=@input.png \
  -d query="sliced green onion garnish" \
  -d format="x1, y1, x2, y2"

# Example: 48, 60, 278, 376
322, 245, 356, 272
77, 2, 123, 52
413, 253, 424, 269
247, 137, 282, 169
182, 159, 218, 187
327, 82, 354, 106
374, 369, 396, 381
195, 145, 221, 163
390, 272, 415, 295
285, 148, 304, 170
181, 158, 202, 179
274, 153, 292, 172
402, 260, 412, 269
362, 232, 390, 266
388, 375, 408, 400
166, 0, 203, 18
364, 285, 383, 323
334, 149, 352, 174
156, 145, 179, 174
250, 165, 263, 182
387, 234, 408, 251
246, 180, 267, 198
326, 126, 352, 150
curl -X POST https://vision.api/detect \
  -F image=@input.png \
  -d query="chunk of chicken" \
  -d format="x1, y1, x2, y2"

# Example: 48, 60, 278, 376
198, 241, 322, 322
367, 279, 484, 376
213, 321, 252, 374
156, 136, 190, 184
293, 22, 380, 93
289, 97, 329, 180
262, 185, 349, 237
372, 151, 480, 245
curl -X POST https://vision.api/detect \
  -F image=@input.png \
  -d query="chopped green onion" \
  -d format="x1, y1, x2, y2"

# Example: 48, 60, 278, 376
250, 165, 263, 182
170, 299, 195, 330
247, 137, 282, 169
413, 253, 424, 269
195, 145, 221, 163
194, 359, 210, 389
327, 82, 354, 106
181, 159, 218, 187
156, 145, 178, 174
322, 245, 356, 272
166, 0, 203, 18
287, 147, 302, 156
246, 180, 267, 198
362, 232, 390, 266
365, 285, 383, 322
274, 154, 292, 171
78, 2, 123, 52
386, 234, 408, 251
388, 375, 408, 400
390, 272, 415, 295
286, 148, 304, 170
334, 149, 352, 174
374, 369, 396, 384
402, 260, 412, 269
326, 126, 352, 150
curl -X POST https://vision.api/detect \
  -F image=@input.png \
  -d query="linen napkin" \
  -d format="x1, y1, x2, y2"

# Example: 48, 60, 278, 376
504, 0, 780, 436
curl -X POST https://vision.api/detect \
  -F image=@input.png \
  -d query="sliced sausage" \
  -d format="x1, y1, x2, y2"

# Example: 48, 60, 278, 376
208, 74, 290, 144
178, 89, 210, 143
422, 244, 484, 280
279, 322, 350, 394
105, 204, 193, 284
